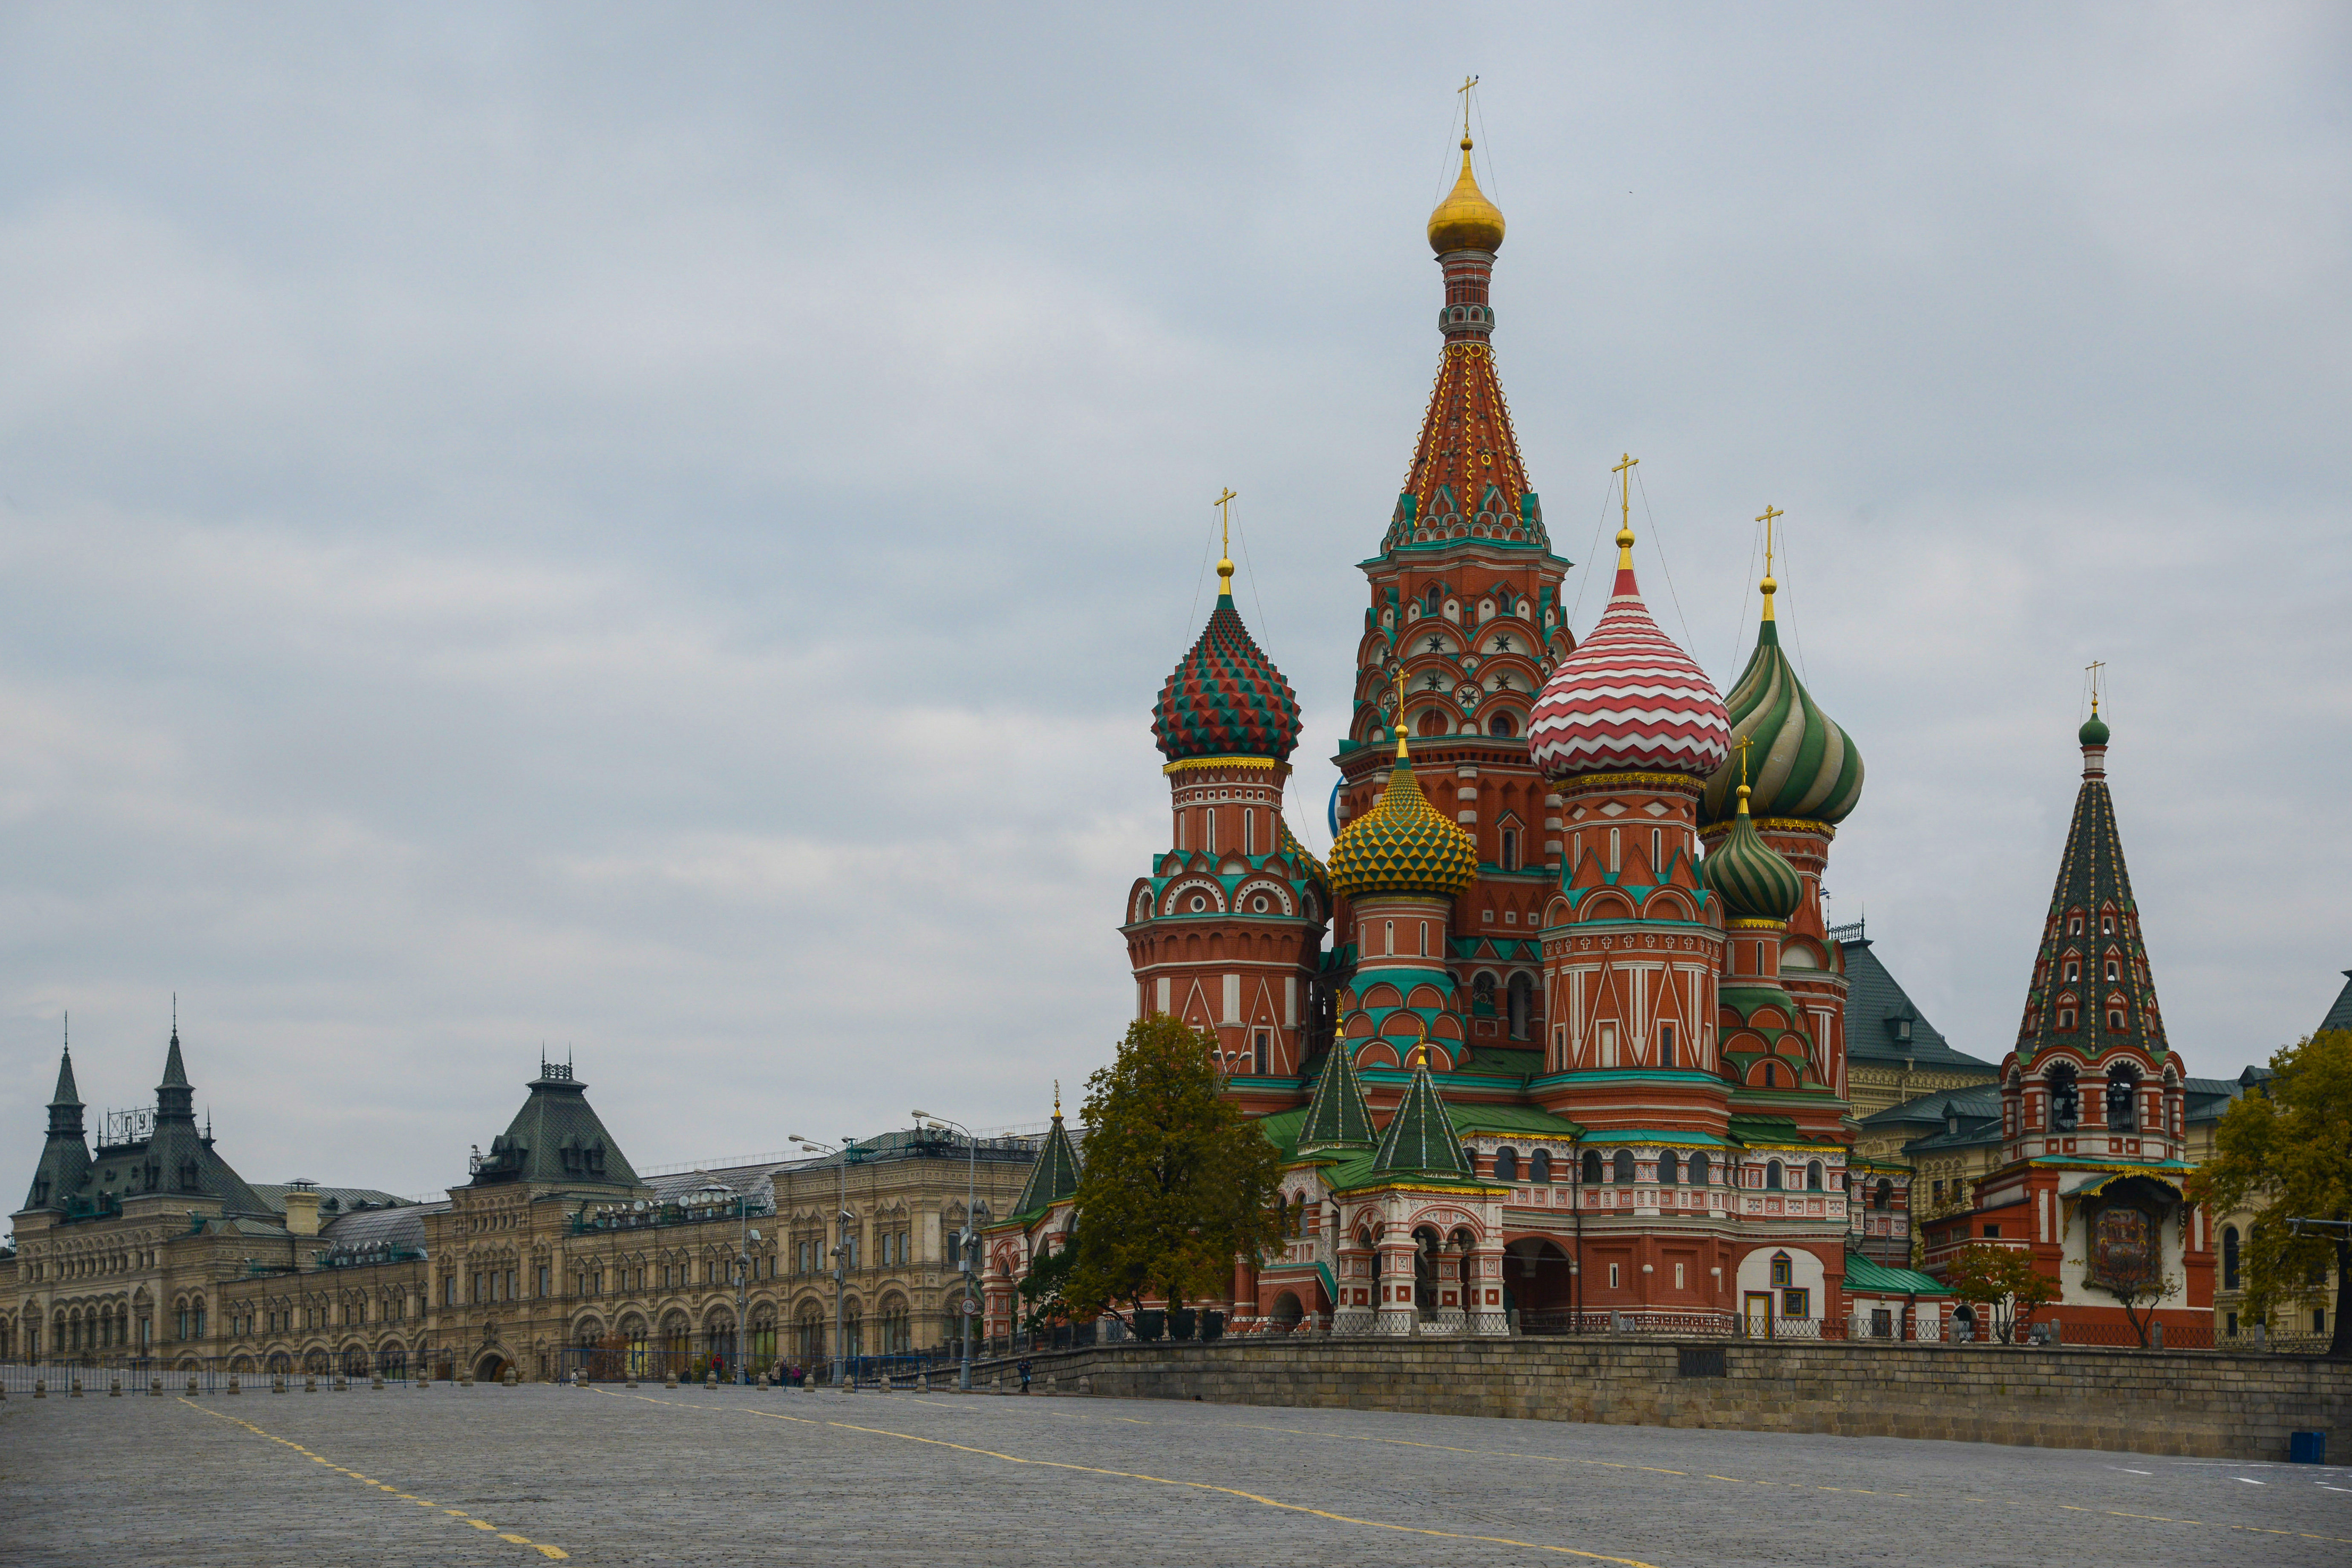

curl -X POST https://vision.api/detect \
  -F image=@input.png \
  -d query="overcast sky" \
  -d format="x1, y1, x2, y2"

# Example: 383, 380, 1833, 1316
3, 3, 2346, 1205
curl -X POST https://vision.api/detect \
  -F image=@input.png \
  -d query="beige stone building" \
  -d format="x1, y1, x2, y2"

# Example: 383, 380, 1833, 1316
5, 1040, 1036, 1380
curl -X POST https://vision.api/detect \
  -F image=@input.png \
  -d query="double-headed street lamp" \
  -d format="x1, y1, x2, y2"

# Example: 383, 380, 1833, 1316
913, 1111, 987, 1392
789, 1135, 858, 1388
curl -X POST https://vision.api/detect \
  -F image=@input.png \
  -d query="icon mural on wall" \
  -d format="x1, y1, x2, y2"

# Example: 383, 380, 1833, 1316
2089, 1203, 2159, 1289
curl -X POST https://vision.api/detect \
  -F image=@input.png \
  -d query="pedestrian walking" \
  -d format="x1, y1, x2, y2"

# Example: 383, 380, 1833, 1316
1017, 1357, 1032, 1394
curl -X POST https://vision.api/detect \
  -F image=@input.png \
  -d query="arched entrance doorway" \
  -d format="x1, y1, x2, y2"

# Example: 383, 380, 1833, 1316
474, 1351, 510, 1383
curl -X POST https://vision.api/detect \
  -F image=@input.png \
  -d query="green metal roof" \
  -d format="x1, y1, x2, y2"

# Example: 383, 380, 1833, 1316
1443, 1103, 1583, 1139
1842, 1252, 1952, 1297
1008, 1113, 1082, 1222
1371, 1065, 1473, 1179
1295, 1047, 1377, 1155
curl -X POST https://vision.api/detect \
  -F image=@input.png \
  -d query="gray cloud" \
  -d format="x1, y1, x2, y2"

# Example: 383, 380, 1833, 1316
3, 2, 2347, 1199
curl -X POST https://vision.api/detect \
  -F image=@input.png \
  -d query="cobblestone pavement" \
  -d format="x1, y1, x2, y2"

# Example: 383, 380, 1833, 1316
4, 1381, 2347, 1566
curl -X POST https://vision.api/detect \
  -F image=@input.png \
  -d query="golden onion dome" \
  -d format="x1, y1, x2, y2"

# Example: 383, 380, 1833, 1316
1427, 136, 1506, 255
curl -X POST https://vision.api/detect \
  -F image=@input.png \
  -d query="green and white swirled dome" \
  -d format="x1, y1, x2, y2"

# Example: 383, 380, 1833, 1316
1703, 784, 1804, 923
1700, 574, 1863, 829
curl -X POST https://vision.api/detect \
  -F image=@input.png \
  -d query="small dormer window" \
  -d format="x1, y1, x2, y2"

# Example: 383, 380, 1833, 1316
2069, 915, 2082, 934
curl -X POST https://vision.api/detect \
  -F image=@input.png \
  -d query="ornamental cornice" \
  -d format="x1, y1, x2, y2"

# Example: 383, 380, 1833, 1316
1163, 755, 1282, 775
1700, 817, 1836, 843
1559, 771, 1706, 796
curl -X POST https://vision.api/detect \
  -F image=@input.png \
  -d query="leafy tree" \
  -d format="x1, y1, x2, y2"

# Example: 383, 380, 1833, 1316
2086, 1265, 2179, 1350
2188, 1029, 2352, 1358
1943, 1243, 2059, 1342
1017, 1238, 1077, 1332
1055, 1015, 1286, 1323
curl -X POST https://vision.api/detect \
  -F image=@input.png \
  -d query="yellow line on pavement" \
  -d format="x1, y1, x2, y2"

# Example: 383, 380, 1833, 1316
594, 1389, 1659, 1565
179, 1400, 568, 1559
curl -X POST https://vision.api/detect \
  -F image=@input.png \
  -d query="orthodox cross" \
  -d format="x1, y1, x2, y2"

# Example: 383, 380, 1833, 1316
1756, 504, 1782, 576
1213, 487, 1237, 555
1734, 733, 1755, 789
1612, 453, 1639, 530
2085, 659, 2105, 715
1458, 74, 1479, 137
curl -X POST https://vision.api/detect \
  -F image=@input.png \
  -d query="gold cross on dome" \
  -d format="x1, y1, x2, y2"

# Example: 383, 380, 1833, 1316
1734, 733, 1755, 788
2085, 659, 2105, 715
1458, 74, 1479, 135
1756, 504, 1782, 574
1213, 487, 1237, 553
1612, 453, 1638, 533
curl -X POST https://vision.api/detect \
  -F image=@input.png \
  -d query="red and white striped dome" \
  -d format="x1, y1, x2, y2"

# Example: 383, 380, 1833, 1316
1529, 543, 1730, 779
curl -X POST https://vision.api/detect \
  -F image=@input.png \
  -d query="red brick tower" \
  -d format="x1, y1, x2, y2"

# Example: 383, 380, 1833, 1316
1124, 504, 1331, 1109
1330, 133, 1576, 1061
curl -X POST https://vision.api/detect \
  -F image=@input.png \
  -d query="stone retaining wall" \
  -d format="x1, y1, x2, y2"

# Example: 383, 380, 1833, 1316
1000, 1338, 2349, 1460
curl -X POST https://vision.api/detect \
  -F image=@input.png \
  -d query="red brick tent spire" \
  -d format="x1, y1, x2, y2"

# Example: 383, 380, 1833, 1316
1332, 122, 1577, 1067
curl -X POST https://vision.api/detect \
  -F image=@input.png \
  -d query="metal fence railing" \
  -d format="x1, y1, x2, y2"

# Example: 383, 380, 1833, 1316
0, 1354, 471, 1395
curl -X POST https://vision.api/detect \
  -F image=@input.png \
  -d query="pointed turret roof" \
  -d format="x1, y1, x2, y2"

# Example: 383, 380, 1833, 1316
2012, 709, 2169, 1064
2320, 970, 2352, 1036
1009, 1100, 1082, 1222
1295, 1042, 1376, 1156
1370, 1060, 1474, 1180
50, 1043, 80, 1107
160, 1030, 188, 1087
470, 1061, 641, 1188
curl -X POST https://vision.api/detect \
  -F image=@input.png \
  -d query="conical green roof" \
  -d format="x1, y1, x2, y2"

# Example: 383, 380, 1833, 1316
1370, 1061, 1474, 1179
49, 1043, 79, 1107
1703, 785, 1803, 923
1328, 747, 1479, 901
1009, 1109, 1082, 1222
1296, 1043, 1376, 1156
1701, 607, 1863, 828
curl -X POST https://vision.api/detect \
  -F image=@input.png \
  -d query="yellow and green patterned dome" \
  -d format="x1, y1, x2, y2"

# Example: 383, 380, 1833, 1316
1327, 740, 1479, 901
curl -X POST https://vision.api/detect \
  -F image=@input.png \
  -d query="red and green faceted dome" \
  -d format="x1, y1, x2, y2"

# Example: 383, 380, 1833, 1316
1153, 594, 1303, 763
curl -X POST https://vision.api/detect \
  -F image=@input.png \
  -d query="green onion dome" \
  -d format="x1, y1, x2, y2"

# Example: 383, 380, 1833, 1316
1153, 581, 1303, 764
1700, 589, 1863, 829
2079, 706, 2110, 747
1703, 784, 1804, 923
1327, 742, 1479, 902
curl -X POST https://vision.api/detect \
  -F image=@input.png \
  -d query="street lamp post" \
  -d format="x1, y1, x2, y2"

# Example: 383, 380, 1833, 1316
914, 1112, 982, 1392
790, 1136, 857, 1389
736, 1191, 762, 1387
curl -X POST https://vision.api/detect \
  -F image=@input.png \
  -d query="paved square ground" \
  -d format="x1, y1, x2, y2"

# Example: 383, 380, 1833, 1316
3, 1380, 2346, 1566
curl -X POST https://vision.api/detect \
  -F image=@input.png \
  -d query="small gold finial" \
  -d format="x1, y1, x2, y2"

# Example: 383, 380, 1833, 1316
1053, 1080, 1061, 1118
1756, 504, 1783, 620
1612, 454, 1639, 567
1212, 488, 1238, 595
1427, 81, 1505, 254
1393, 668, 1410, 761
1735, 734, 1755, 793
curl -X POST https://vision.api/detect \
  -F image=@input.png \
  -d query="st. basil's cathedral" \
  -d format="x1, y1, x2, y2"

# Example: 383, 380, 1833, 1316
1099, 127, 2218, 1341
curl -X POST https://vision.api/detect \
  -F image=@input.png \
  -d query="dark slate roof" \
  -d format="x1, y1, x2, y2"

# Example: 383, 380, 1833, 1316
320, 1200, 446, 1258
469, 1065, 640, 1190
2321, 971, 2352, 1035
1859, 1084, 2003, 1132
1839, 938, 1998, 1073
250, 1184, 407, 1217
1009, 1115, 1081, 1223
644, 1162, 802, 1214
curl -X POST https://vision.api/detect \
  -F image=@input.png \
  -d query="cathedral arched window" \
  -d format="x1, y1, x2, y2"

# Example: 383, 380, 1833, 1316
2222, 1226, 2240, 1290
1874, 1179, 1892, 1211
1499, 827, 1519, 869
2047, 1063, 2080, 1130
1688, 1153, 1710, 1187
2106, 1064, 2139, 1131
1493, 1147, 1518, 1182
1530, 1149, 1551, 1185
1489, 712, 1517, 738
1658, 1150, 1679, 1185
1765, 1161, 1784, 1190
1507, 973, 1534, 1041
1807, 1161, 1824, 1192
1612, 1150, 1635, 1185
1582, 1151, 1603, 1186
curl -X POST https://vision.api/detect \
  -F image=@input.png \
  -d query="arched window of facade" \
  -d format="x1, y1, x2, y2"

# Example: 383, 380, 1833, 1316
2047, 1063, 2080, 1130
1874, 1179, 1893, 1211
1507, 972, 1534, 1041
2222, 1226, 2241, 1291
1689, 1152, 1710, 1187
1658, 1150, 1679, 1185
1766, 1160, 1784, 1190
1493, 1147, 1519, 1182
1612, 1150, 1635, 1185
2106, 1064, 2140, 1131
1807, 1161, 1824, 1191
1490, 712, 1518, 738
1582, 1151, 1604, 1186
1530, 1149, 1552, 1184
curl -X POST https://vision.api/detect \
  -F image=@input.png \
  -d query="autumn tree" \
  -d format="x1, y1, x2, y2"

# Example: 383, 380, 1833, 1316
2188, 1029, 2352, 1358
1054, 1015, 1286, 1323
1943, 1243, 2059, 1342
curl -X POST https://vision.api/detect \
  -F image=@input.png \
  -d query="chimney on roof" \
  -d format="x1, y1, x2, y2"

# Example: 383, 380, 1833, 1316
284, 1182, 320, 1237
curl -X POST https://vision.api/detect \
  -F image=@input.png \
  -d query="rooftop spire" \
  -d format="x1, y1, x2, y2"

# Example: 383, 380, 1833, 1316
1757, 503, 1783, 622
1612, 453, 1639, 584
50, 1021, 79, 1107
1212, 487, 1237, 599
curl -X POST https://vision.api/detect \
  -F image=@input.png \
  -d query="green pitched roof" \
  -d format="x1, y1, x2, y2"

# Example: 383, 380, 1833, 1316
1843, 1252, 1952, 1297
1296, 1047, 1377, 1155
1370, 1064, 1473, 1179
1442, 1102, 1583, 1139
1009, 1112, 1081, 1222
